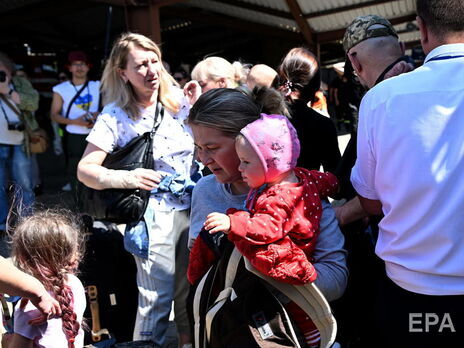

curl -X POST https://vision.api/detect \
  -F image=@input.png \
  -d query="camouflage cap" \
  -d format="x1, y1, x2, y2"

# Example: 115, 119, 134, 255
343, 15, 398, 53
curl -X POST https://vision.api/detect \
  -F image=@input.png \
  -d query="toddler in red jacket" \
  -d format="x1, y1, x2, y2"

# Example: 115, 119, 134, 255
204, 113, 338, 347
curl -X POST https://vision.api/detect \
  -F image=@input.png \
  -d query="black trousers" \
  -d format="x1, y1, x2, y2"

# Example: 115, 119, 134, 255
373, 272, 464, 348
65, 133, 88, 188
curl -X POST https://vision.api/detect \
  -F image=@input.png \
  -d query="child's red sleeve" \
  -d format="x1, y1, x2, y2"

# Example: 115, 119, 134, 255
226, 197, 291, 245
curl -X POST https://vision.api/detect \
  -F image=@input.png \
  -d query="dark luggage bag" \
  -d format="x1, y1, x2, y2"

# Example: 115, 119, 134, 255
79, 218, 138, 345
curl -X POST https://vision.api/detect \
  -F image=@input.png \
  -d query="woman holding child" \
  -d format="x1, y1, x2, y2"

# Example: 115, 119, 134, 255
186, 88, 348, 347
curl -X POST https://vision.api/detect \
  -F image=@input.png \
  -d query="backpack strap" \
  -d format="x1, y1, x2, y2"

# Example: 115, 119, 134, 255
193, 267, 212, 348
204, 247, 241, 343
244, 258, 337, 348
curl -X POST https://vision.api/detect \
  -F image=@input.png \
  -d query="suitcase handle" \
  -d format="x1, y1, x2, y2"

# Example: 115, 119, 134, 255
86, 285, 110, 342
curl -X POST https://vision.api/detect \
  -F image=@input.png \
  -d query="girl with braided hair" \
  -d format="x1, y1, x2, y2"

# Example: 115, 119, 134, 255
7, 209, 86, 348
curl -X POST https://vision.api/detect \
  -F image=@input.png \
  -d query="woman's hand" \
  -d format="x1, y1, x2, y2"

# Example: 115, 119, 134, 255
25, 290, 62, 325
97, 168, 162, 190
132, 168, 162, 191
204, 212, 231, 234
184, 80, 202, 105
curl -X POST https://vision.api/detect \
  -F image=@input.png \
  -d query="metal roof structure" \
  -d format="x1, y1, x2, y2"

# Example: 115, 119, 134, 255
179, 0, 418, 41
1, 0, 421, 67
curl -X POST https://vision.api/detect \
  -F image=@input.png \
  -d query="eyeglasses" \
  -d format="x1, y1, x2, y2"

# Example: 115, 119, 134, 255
71, 62, 88, 68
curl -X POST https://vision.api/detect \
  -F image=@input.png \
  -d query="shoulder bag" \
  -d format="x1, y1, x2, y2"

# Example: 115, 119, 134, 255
77, 103, 164, 224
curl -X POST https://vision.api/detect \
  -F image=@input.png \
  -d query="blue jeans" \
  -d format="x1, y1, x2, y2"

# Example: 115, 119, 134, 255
0, 144, 34, 230
131, 204, 190, 346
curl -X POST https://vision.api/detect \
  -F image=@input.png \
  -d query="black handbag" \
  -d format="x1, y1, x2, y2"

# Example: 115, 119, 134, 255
77, 103, 164, 224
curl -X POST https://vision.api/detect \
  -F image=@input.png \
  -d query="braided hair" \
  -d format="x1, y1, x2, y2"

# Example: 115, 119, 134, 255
11, 209, 85, 347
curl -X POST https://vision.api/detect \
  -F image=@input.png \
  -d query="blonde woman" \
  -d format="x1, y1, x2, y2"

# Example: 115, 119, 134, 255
77, 33, 194, 347
184, 56, 247, 104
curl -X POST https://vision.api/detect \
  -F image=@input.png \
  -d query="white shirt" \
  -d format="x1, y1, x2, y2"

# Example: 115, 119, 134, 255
351, 44, 464, 295
14, 274, 86, 348
86, 90, 195, 211
0, 93, 24, 145
52, 80, 100, 135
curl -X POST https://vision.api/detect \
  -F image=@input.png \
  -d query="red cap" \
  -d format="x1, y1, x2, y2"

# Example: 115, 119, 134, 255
67, 51, 89, 64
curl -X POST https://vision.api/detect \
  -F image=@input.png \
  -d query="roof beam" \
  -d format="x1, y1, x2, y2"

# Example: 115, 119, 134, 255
92, 0, 187, 6
162, 5, 300, 41
213, 0, 293, 19
285, 0, 314, 48
91, 0, 127, 6
317, 14, 417, 43
152, 0, 188, 6
304, 0, 399, 19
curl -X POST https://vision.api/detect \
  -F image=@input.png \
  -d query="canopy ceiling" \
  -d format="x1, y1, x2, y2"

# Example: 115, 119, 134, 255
1, 0, 420, 69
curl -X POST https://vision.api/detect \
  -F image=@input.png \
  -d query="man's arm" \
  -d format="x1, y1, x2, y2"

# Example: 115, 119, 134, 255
334, 196, 369, 226
358, 195, 383, 216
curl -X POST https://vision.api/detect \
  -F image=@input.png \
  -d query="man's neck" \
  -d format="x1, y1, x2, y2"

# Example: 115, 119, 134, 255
423, 33, 464, 55
367, 55, 402, 88
371, 55, 406, 87
72, 76, 87, 85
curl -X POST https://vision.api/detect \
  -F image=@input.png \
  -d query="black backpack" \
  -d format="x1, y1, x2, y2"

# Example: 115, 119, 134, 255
189, 236, 337, 348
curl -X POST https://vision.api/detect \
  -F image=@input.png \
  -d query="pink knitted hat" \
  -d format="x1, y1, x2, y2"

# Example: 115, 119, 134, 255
240, 113, 300, 183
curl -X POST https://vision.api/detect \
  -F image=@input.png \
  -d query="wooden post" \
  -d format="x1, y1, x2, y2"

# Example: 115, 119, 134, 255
149, 1, 161, 44
125, 2, 161, 44
285, 0, 314, 50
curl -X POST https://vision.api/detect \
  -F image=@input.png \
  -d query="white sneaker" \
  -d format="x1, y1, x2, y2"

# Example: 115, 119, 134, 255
61, 183, 72, 192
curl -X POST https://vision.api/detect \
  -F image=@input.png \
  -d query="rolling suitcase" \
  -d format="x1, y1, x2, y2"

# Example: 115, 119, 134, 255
80, 218, 138, 345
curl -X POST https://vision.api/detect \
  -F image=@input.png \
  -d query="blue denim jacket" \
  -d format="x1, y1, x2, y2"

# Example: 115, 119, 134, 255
124, 172, 200, 258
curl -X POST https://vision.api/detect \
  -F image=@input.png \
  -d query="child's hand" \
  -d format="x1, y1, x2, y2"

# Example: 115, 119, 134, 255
204, 213, 231, 234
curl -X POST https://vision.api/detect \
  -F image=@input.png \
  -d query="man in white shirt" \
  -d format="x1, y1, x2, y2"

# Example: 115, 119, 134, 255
350, 0, 464, 346
50, 51, 100, 192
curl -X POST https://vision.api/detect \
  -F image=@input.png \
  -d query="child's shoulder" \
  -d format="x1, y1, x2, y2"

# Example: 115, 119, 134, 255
67, 274, 86, 304
68, 274, 87, 316
67, 273, 84, 288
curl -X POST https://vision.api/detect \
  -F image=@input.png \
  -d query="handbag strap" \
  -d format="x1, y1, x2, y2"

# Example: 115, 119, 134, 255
65, 80, 89, 119
150, 101, 164, 136
0, 94, 21, 118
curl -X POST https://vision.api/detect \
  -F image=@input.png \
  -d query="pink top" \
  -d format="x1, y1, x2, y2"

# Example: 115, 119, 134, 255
14, 274, 86, 348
